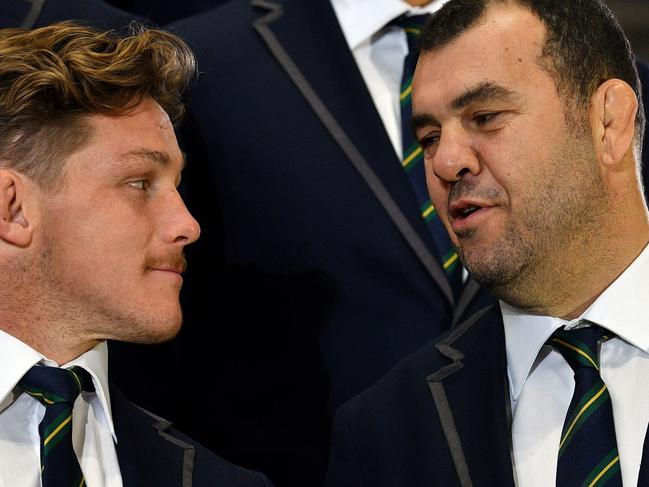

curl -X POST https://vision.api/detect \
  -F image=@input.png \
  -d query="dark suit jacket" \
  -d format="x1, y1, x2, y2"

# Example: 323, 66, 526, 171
325, 305, 649, 486
154, 0, 494, 484
0, 0, 136, 29
111, 384, 273, 487
104, 0, 227, 24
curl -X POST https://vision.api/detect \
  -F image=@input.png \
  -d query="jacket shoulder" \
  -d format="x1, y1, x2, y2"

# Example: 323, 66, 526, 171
111, 383, 273, 487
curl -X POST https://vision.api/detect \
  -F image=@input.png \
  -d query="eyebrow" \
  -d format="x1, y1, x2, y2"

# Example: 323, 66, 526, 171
451, 81, 519, 110
117, 149, 187, 171
411, 81, 520, 133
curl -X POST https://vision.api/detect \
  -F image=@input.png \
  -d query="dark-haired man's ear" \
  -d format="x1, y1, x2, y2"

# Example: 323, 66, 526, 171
0, 170, 33, 247
590, 79, 638, 167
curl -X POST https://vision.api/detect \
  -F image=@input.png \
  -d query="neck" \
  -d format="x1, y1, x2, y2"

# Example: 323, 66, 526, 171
0, 287, 98, 365
0, 320, 97, 365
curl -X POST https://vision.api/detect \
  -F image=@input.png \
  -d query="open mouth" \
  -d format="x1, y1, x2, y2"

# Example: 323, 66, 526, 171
450, 203, 484, 221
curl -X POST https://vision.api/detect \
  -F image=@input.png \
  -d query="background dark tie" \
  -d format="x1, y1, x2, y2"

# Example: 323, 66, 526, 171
18, 365, 95, 487
393, 14, 463, 300
548, 324, 622, 487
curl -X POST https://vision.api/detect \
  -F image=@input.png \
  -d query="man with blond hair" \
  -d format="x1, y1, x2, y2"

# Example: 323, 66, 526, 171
0, 22, 271, 487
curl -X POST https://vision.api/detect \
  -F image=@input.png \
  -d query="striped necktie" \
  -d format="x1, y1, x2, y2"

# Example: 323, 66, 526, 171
18, 365, 95, 487
548, 324, 622, 487
393, 14, 463, 300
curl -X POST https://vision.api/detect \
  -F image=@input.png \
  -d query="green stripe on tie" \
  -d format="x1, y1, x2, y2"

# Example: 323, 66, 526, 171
582, 450, 620, 487
402, 144, 423, 171
443, 250, 459, 273
421, 201, 437, 222
43, 409, 71, 438
559, 384, 610, 456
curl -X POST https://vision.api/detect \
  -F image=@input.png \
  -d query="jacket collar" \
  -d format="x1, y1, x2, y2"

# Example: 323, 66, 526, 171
426, 305, 515, 486
250, 0, 482, 308
0, 0, 45, 28
110, 383, 194, 487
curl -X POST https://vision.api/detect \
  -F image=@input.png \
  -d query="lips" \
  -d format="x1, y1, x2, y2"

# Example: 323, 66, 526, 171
151, 266, 184, 275
451, 204, 481, 220
446, 198, 498, 235
144, 254, 187, 275
448, 200, 490, 221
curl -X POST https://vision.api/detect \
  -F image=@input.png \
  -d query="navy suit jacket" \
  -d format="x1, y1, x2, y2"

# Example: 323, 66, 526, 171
0, 0, 136, 29
160, 0, 494, 484
325, 305, 649, 486
111, 384, 273, 487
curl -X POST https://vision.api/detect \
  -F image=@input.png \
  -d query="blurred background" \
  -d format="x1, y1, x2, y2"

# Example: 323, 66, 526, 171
607, 0, 649, 60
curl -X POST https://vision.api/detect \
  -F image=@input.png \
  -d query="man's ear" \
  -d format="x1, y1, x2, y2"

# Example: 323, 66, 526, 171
0, 169, 34, 247
589, 79, 638, 166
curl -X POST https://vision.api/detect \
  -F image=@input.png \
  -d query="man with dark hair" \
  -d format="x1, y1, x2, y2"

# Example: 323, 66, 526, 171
326, 1, 649, 485
0, 22, 271, 487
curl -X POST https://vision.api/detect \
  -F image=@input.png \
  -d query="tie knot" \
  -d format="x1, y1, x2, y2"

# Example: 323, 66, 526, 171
547, 323, 613, 372
391, 13, 430, 50
18, 365, 95, 406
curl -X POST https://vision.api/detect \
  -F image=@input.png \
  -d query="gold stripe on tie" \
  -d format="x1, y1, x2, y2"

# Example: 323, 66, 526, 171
44, 414, 72, 446
422, 203, 435, 219
400, 83, 413, 101
551, 338, 599, 369
443, 253, 458, 270
402, 146, 422, 168
587, 456, 619, 487
559, 384, 607, 450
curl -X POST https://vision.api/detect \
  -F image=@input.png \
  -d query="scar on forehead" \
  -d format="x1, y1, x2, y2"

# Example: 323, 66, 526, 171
158, 111, 173, 129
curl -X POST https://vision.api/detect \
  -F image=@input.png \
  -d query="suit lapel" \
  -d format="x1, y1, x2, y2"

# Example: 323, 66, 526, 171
0, 0, 45, 28
110, 384, 193, 487
426, 305, 515, 486
251, 0, 454, 305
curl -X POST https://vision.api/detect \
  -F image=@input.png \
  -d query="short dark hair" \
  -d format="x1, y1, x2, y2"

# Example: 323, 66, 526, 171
0, 21, 196, 188
420, 0, 645, 148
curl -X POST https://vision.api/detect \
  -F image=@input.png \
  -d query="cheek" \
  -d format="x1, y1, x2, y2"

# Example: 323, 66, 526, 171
425, 163, 448, 209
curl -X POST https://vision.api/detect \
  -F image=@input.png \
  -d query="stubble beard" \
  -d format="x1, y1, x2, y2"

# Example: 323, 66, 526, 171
456, 133, 604, 311
17, 241, 183, 348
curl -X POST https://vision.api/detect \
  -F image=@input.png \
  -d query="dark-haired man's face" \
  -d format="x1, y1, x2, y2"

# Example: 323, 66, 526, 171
27, 97, 200, 348
412, 4, 604, 307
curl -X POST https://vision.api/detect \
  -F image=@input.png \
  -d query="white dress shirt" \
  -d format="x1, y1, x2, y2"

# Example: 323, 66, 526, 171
504, 244, 649, 487
329, 0, 450, 159
0, 332, 123, 487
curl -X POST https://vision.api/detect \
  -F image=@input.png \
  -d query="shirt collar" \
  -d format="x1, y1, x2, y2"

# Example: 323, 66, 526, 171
330, 0, 450, 51
503, 242, 649, 401
63, 341, 117, 442
0, 333, 117, 442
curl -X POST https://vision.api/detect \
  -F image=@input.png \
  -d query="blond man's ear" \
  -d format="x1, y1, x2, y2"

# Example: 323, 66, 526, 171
0, 169, 34, 247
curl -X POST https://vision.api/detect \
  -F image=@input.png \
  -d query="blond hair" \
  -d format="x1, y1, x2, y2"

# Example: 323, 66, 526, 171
0, 21, 196, 188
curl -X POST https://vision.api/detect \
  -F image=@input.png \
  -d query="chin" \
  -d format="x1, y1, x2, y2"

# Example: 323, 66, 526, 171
120, 306, 184, 344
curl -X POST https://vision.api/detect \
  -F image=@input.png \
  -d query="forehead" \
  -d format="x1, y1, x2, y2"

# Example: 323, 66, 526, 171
68, 98, 183, 175
413, 4, 550, 111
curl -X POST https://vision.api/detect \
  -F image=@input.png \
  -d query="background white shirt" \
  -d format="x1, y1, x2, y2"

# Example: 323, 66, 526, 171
504, 244, 649, 487
330, 0, 450, 159
0, 334, 123, 487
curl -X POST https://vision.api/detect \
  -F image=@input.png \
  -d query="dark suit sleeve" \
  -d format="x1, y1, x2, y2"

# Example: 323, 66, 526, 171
325, 409, 364, 487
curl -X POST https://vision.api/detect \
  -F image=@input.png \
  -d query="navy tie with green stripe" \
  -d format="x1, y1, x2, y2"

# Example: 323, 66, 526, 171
548, 324, 622, 487
18, 365, 95, 487
393, 14, 463, 300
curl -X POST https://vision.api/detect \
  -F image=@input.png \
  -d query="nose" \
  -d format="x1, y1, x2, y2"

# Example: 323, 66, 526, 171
428, 128, 481, 184
164, 190, 201, 246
